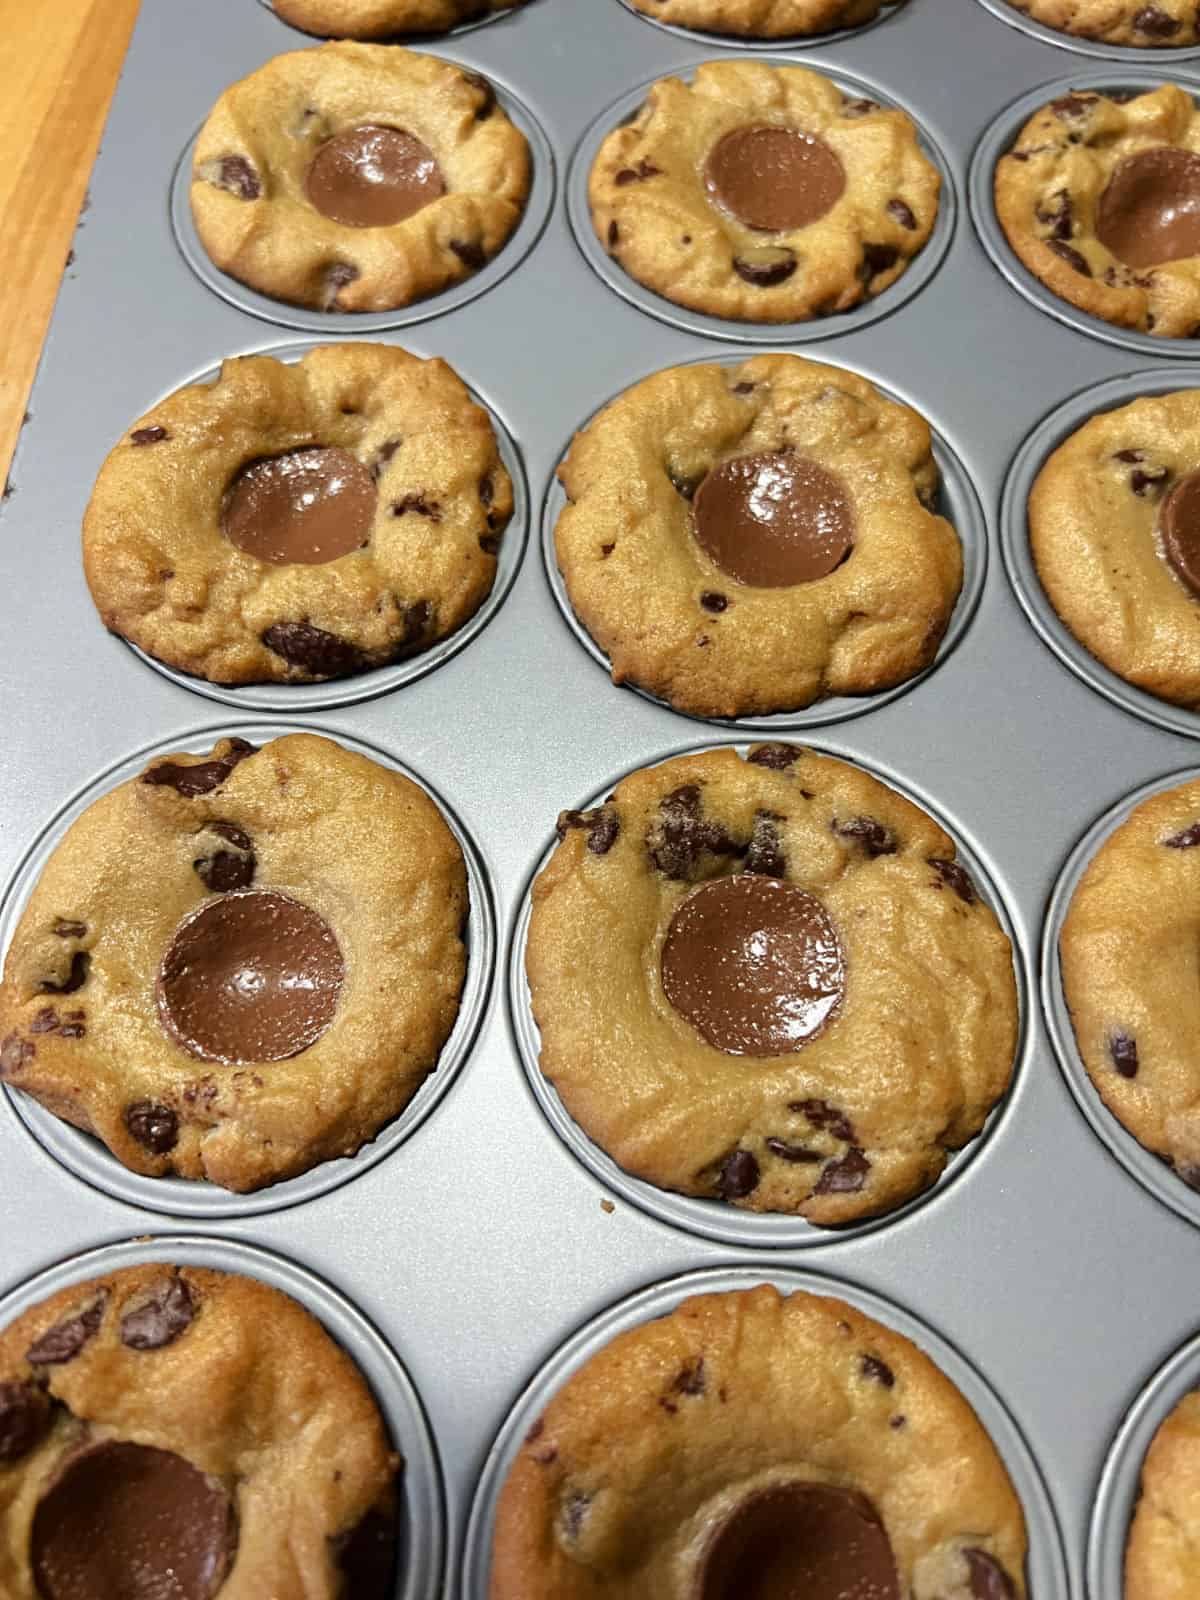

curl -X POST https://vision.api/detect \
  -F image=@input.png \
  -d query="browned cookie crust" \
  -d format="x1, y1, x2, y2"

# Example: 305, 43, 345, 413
0, 1264, 398, 1599
273, 0, 523, 37
1126, 1391, 1200, 1600
491, 1284, 1028, 1599
589, 61, 940, 325
190, 45, 530, 313
1004, 0, 1198, 46
554, 354, 962, 719
623, 0, 897, 37
526, 747, 1018, 1226
0, 733, 468, 1193
1061, 776, 1200, 1191
83, 344, 512, 686
995, 86, 1200, 339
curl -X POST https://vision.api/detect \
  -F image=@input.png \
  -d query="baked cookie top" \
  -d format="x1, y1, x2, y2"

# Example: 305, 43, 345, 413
273, 0, 523, 38
995, 85, 1200, 339
0, 733, 468, 1193
1003, 0, 1198, 46
1126, 1390, 1200, 1600
190, 45, 530, 313
1061, 775, 1200, 1193
526, 746, 1018, 1226
622, 0, 897, 38
83, 344, 512, 687
0, 1263, 398, 1600
1029, 388, 1200, 709
554, 354, 962, 719
589, 61, 940, 324
491, 1283, 1028, 1598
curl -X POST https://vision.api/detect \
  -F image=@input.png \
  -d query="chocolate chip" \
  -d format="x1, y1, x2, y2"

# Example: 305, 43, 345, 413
479, 473, 495, 511
462, 69, 496, 120
57, 1012, 86, 1041
120, 1277, 195, 1351
143, 739, 255, 798
887, 198, 917, 230
38, 952, 88, 994
336, 1506, 397, 1600
733, 248, 797, 287
1134, 4, 1181, 32
747, 743, 802, 771
124, 1100, 178, 1155
607, 221, 619, 248
964, 1549, 1017, 1600
52, 920, 85, 938
1113, 448, 1145, 463
614, 160, 661, 184
928, 857, 977, 905
1011, 144, 1053, 161
814, 1147, 870, 1195
732, 381, 755, 395
449, 238, 487, 272
322, 262, 360, 310
556, 805, 620, 855
833, 816, 897, 857
670, 1358, 705, 1396
765, 1137, 821, 1163
841, 97, 878, 117
480, 534, 500, 555
193, 823, 256, 892
700, 591, 727, 613
1109, 1031, 1138, 1078
29, 1009, 60, 1035
648, 785, 741, 878
1046, 239, 1091, 276
0, 1034, 33, 1075
860, 1354, 895, 1387
0, 1381, 50, 1464
1131, 465, 1169, 496
26, 1294, 107, 1365
524, 1419, 544, 1443
668, 466, 705, 500
1036, 189, 1074, 242
391, 494, 442, 521
791, 1098, 857, 1142
562, 1492, 589, 1541
371, 439, 401, 480
130, 425, 168, 446
717, 1148, 760, 1200
860, 243, 899, 280
262, 620, 368, 677
1051, 93, 1094, 120
1165, 822, 1200, 847
890, 1414, 905, 1429
399, 599, 432, 655
743, 810, 785, 879
215, 155, 260, 199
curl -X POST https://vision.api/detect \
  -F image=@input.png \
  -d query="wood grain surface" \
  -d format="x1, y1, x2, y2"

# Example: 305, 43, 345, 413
0, 0, 141, 491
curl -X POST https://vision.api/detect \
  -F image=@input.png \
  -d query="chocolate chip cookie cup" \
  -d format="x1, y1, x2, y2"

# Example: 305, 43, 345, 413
462, 1266, 1067, 1598
1002, 370, 1200, 737
0, 1233, 444, 1600
508, 741, 1028, 1249
972, 72, 1200, 355
612, 0, 904, 50
543, 352, 986, 729
974, 0, 1200, 58
170, 60, 554, 334
567, 61, 956, 344
262, 0, 528, 41
0, 722, 495, 1220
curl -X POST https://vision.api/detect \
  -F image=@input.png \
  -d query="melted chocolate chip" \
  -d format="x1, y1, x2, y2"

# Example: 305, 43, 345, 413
124, 1100, 179, 1155
887, 198, 917, 229
143, 739, 255, 798
732, 381, 756, 395
792, 1098, 857, 1142
717, 1148, 760, 1200
29, 1008, 61, 1035
450, 238, 486, 271
52, 920, 85, 938
0, 1033, 33, 1075
692, 451, 854, 587
1046, 239, 1091, 275
860, 1354, 895, 1387
928, 857, 977, 904
615, 159, 662, 185
668, 466, 705, 500
860, 242, 900, 280
841, 98, 879, 118
671, 1358, 706, 1396
306, 125, 444, 227
392, 493, 442, 521
743, 810, 785, 878
562, 1492, 589, 1540
964, 1548, 1018, 1600
336, 1506, 397, 1600
1164, 822, 1200, 847
648, 785, 740, 879
322, 261, 360, 310
217, 154, 260, 200
607, 221, 619, 249
130, 425, 168, 446
706, 126, 844, 232
0, 1381, 50, 1464
700, 591, 728, 613
556, 806, 620, 855
1134, 4, 1181, 32
26, 1295, 107, 1366
39, 952, 88, 994
1037, 188, 1073, 242
262, 620, 368, 677
833, 816, 896, 857
733, 249, 797, 286
1051, 94, 1094, 120
1131, 465, 1169, 496
699, 1484, 899, 1600
814, 1147, 870, 1194
765, 1137, 821, 1163
1109, 1031, 1139, 1078
120, 1277, 195, 1350
748, 743, 802, 771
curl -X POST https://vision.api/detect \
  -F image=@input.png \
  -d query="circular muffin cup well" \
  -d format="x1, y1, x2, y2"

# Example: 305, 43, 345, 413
0, 720, 496, 1220
611, 0, 904, 52
971, 0, 1200, 61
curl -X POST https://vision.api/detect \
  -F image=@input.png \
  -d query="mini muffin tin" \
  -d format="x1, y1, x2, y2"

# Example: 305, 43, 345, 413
8, 0, 1200, 1593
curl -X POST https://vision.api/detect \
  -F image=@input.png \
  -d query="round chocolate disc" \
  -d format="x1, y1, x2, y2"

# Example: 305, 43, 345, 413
158, 889, 344, 1064
1160, 469, 1200, 597
1096, 148, 1200, 269
698, 1483, 900, 1600
660, 875, 845, 1056
222, 447, 376, 565
32, 1441, 236, 1600
705, 126, 846, 233
305, 124, 446, 228
691, 451, 855, 588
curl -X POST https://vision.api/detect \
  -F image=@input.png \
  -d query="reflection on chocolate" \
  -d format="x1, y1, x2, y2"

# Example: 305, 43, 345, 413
698, 1483, 900, 1600
661, 875, 844, 1056
692, 452, 854, 588
705, 126, 845, 233
1160, 470, 1200, 597
157, 890, 344, 1064
222, 448, 375, 566
305, 125, 445, 227
31, 1442, 236, 1600
1096, 148, 1200, 269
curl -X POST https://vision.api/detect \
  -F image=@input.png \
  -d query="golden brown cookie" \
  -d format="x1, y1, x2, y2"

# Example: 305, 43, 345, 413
0, 1263, 398, 1599
623, 0, 897, 36
995, 86, 1200, 339
273, 0, 523, 37
491, 1283, 1029, 1598
589, 62, 940, 324
1003, 0, 1197, 45
0, 733, 468, 1192
1126, 1391, 1200, 1600
190, 45, 530, 313
526, 746, 1017, 1226
1028, 389, 1200, 709
82, 344, 512, 686
1061, 776, 1200, 1192
554, 354, 962, 719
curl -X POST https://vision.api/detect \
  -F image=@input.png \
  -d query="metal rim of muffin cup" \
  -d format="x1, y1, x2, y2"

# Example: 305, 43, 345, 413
113, 339, 530, 713
540, 348, 990, 733
506, 736, 1032, 1251
255, 0, 530, 42
969, 69, 1200, 359
1000, 367, 1200, 740
0, 1233, 445, 1600
970, 0, 1200, 61
0, 720, 497, 1220
1042, 765, 1200, 1229
168, 59, 557, 335
460, 1263, 1070, 1599
564, 57, 960, 346
609, 0, 905, 53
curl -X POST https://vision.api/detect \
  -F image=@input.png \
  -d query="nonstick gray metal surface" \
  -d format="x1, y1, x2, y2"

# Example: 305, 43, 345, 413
4, 1, 1200, 1594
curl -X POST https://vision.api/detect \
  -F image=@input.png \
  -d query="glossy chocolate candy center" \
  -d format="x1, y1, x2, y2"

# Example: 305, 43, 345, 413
1096, 148, 1200, 268
305, 125, 445, 227
661, 875, 845, 1056
691, 452, 854, 588
698, 1484, 900, 1600
705, 126, 845, 233
31, 1442, 236, 1600
1160, 469, 1200, 596
222, 448, 375, 565
158, 889, 344, 1064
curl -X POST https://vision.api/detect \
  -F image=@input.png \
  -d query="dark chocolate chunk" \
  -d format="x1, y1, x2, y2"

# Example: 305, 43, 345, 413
668, 466, 705, 500
700, 591, 728, 613
26, 1294, 107, 1365
928, 857, 977, 905
1051, 93, 1094, 119
670, 1358, 706, 1396
0, 1034, 33, 1075
38, 952, 88, 994
841, 97, 878, 117
717, 1148, 760, 1200
1046, 239, 1091, 276
142, 739, 255, 798
124, 1100, 179, 1156
120, 1277, 195, 1351
733, 249, 797, 287
1110, 1031, 1138, 1078
0, 1381, 50, 1463
1113, 448, 1145, 463
371, 439, 401, 480
860, 242, 900, 279
391, 494, 442, 521
964, 1548, 1018, 1599
833, 815, 897, 857
886, 198, 917, 229
743, 810, 785, 879
556, 806, 620, 855
765, 1137, 821, 1163
398, 599, 432, 655
791, 1098, 856, 1142
614, 160, 661, 185
860, 1354, 895, 1387
562, 1492, 589, 1541
322, 261, 360, 310
52, 920, 86, 938
1164, 822, 1200, 848
1134, 4, 1181, 33
479, 533, 500, 555
607, 221, 619, 248
1037, 188, 1074, 241
814, 1147, 870, 1195
648, 784, 741, 878
336, 1506, 397, 1600
216, 155, 260, 199
130, 425, 168, 446
449, 238, 486, 271
1131, 465, 1169, 497
747, 743, 802, 771
262, 620, 368, 677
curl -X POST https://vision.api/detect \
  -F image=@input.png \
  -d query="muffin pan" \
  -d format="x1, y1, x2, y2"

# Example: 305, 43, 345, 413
8, 0, 1200, 1593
